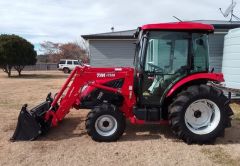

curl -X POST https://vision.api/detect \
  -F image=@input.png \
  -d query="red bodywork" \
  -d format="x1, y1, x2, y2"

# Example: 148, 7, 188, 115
166, 72, 224, 97
45, 66, 136, 126
44, 66, 224, 127
141, 22, 214, 32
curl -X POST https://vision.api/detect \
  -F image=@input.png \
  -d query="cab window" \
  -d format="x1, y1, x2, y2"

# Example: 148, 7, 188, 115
144, 32, 189, 74
59, 60, 65, 64
192, 33, 209, 72
67, 61, 73, 65
74, 61, 79, 65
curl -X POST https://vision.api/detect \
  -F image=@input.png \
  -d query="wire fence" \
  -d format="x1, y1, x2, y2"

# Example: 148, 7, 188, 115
23, 63, 58, 71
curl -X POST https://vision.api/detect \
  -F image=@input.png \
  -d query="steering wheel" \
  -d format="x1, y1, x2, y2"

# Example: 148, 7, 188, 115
147, 62, 163, 72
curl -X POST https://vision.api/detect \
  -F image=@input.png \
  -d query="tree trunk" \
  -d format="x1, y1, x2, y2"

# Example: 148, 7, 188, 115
4, 65, 12, 77
14, 65, 24, 76
8, 69, 11, 77
17, 69, 21, 76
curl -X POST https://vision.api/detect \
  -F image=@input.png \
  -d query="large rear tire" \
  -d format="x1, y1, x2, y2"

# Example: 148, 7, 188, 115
169, 84, 233, 144
86, 104, 126, 142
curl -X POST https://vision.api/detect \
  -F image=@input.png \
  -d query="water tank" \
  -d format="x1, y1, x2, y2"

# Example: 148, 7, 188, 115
222, 28, 240, 89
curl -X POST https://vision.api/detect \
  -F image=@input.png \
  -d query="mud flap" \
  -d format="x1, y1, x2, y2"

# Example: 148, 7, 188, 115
11, 94, 53, 141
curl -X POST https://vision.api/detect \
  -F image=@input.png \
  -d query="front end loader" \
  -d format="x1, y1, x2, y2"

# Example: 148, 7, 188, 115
11, 66, 136, 141
11, 22, 233, 144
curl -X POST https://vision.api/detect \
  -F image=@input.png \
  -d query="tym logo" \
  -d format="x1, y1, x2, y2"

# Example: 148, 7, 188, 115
97, 73, 115, 78
97, 73, 105, 77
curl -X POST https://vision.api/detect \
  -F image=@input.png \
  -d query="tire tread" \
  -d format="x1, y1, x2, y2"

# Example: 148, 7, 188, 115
169, 84, 232, 144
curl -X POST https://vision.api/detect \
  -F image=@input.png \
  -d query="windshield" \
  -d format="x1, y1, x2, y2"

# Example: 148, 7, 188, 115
134, 31, 146, 70
133, 41, 140, 68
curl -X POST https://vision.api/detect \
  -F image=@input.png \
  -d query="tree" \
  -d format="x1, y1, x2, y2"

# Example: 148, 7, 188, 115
58, 42, 89, 63
40, 41, 59, 63
40, 40, 89, 63
0, 34, 37, 77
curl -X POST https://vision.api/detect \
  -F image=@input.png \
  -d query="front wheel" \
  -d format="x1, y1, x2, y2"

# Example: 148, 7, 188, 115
85, 104, 126, 142
169, 84, 233, 144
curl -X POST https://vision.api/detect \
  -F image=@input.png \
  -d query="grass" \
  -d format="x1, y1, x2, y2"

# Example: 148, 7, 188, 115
0, 99, 20, 109
9, 73, 67, 79
230, 103, 240, 121
201, 147, 240, 166
2, 123, 16, 132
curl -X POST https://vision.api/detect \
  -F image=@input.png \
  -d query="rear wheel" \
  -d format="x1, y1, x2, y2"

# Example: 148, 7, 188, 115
63, 68, 70, 74
86, 104, 126, 142
169, 84, 233, 144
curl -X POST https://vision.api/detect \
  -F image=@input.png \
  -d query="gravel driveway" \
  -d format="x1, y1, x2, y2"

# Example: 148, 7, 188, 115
0, 71, 240, 166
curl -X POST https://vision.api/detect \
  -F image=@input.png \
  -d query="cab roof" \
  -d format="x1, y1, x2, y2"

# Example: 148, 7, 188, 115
141, 22, 214, 32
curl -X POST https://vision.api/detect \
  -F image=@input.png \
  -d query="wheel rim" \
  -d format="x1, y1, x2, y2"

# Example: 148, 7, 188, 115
184, 99, 221, 135
95, 115, 118, 137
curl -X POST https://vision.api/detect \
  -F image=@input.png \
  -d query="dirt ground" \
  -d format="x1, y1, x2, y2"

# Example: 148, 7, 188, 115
0, 70, 240, 166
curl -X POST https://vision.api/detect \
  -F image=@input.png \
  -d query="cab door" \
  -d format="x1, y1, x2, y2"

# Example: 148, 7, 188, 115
140, 32, 189, 106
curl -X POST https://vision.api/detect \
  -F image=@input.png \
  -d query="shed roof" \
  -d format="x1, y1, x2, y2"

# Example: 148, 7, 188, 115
192, 20, 240, 29
82, 20, 240, 40
82, 29, 136, 40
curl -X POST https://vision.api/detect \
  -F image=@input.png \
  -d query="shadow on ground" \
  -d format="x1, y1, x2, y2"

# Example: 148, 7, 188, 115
39, 116, 86, 141
216, 120, 240, 144
36, 116, 240, 144
8, 73, 68, 79
120, 122, 176, 142
38, 116, 176, 142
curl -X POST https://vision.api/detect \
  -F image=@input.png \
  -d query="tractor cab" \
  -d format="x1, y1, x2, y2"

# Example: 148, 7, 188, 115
133, 22, 213, 107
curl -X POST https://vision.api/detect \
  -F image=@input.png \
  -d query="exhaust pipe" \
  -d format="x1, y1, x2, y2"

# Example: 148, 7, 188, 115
10, 93, 54, 141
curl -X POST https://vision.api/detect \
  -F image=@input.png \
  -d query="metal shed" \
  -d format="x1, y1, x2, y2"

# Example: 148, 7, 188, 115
82, 20, 240, 72
82, 30, 136, 67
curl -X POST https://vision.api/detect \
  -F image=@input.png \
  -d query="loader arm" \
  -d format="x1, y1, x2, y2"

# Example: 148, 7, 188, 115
45, 66, 136, 127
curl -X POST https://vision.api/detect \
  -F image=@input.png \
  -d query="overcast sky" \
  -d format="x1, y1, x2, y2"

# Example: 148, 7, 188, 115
0, 0, 239, 52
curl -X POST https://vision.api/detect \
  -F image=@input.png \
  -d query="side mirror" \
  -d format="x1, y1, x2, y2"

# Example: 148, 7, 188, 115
133, 27, 141, 38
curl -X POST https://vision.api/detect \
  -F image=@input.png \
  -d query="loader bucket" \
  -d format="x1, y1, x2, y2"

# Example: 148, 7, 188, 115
10, 94, 53, 141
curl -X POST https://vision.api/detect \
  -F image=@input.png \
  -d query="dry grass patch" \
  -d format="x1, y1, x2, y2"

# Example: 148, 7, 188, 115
1, 70, 240, 166
0, 99, 20, 109
230, 103, 240, 120
201, 147, 240, 166
2, 123, 16, 132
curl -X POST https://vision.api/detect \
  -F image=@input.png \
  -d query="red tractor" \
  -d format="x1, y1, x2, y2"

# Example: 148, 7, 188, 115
12, 22, 233, 144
